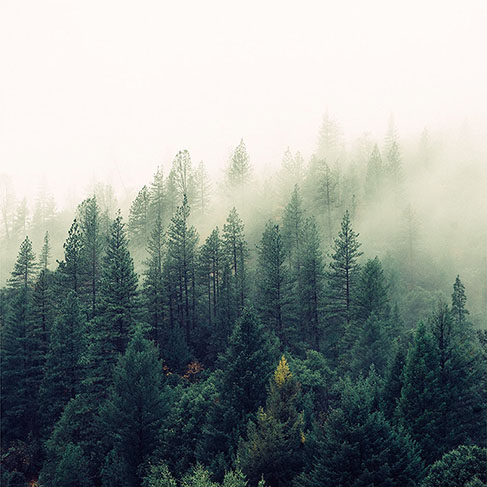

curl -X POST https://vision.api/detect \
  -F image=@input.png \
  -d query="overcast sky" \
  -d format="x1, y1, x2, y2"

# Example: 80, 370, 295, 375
1, 0, 486, 205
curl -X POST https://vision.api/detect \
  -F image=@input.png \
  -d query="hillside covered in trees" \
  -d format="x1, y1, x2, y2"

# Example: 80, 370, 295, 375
1, 120, 486, 487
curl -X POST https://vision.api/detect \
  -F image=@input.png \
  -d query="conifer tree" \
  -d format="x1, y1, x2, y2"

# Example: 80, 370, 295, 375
282, 185, 305, 277
51, 443, 92, 487
398, 322, 446, 464
40, 231, 51, 270
129, 185, 151, 247
8, 236, 37, 289
237, 356, 304, 487
353, 257, 389, 323
298, 369, 423, 487
193, 161, 212, 217
171, 150, 195, 205
58, 219, 83, 294
98, 211, 138, 354
222, 208, 248, 312
451, 275, 469, 326
1, 287, 41, 443
99, 328, 168, 487
226, 139, 251, 189
364, 144, 383, 201
165, 196, 199, 348
39, 292, 86, 433
257, 221, 295, 347
78, 196, 104, 318
381, 343, 407, 421
197, 308, 277, 477
148, 166, 166, 224
143, 213, 165, 348
326, 210, 362, 359
299, 217, 325, 349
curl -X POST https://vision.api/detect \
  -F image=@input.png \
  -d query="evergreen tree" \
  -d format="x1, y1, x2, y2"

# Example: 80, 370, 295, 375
39, 292, 86, 434
78, 196, 104, 318
226, 139, 251, 189
451, 275, 469, 326
129, 185, 151, 247
326, 210, 362, 359
354, 257, 390, 323
165, 197, 199, 348
99, 328, 168, 487
198, 308, 277, 476
171, 150, 195, 205
237, 356, 304, 487
398, 322, 446, 464
58, 219, 83, 294
8, 236, 37, 289
39, 231, 51, 270
422, 445, 487, 487
364, 144, 383, 201
282, 185, 305, 277
1, 287, 41, 443
381, 343, 407, 421
257, 221, 295, 348
222, 208, 248, 312
148, 166, 166, 224
298, 217, 325, 349
298, 370, 423, 487
143, 213, 165, 349
193, 161, 212, 217
51, 443, 93, 487
98, 211, 138, 354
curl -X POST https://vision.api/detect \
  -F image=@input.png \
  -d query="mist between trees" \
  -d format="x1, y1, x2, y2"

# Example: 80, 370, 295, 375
1, 115, 486, 486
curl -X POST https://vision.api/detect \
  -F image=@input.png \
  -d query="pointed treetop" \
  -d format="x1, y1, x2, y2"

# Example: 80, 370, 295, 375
274, 355, 292, 388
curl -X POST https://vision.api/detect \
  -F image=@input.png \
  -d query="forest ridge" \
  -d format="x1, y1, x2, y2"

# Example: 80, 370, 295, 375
1, 118, 486, 486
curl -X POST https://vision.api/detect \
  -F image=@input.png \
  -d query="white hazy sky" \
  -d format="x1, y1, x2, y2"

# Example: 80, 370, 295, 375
1, 0, 486, 205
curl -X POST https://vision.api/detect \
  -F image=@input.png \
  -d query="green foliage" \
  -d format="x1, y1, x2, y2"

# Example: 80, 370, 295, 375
142, 462, 178, 487
9, 236, 37, 289
257, 221, 295, 347
99, 328, 168, 487
238, 356, 304, 487
298, 369, 423, 487
422, 445, 487, 487
51, 442, 92, 487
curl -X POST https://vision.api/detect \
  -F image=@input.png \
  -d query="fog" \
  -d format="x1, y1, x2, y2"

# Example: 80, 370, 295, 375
1, 0, 486, 325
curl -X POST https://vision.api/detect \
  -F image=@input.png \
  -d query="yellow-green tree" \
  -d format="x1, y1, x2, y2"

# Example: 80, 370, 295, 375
237, 356, 304, 487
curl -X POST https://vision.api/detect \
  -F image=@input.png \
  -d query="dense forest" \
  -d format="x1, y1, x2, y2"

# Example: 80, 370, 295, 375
1, 118, 486, 487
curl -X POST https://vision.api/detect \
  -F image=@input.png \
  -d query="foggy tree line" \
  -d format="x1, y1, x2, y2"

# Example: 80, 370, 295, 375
1, 119, 486, 486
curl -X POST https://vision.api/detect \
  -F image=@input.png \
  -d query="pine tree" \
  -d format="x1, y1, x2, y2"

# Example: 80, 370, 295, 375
226, 139, 251, 189
148, 166, 166, 224
422, 445, 487, 487
99, 328, 168, 487
316, 112, 343, 161
98, 211, 138, 354
451, 275, 469, 326
171, 150, 195, 205
353, 257, 390, 323
365, 144, 383, 201
39, 292, 86, 433
326, 210, 362, 360
40, 231, 51, 270
58, 219, 83, 294
51, 443, 92, 487
165, 197, 199, 348
282, 185, 305, 279
8, 236, 37, 289
78, 196, 104, 318
143, 213, 165, 348
257, 221, 295, 347
1, 287, 42, 443
237, 356, 304, 487
398, 322, 446, 464
381, 343, 407, 421
197, 308, 277, 477
298, 370, 423, 487
129, 185, 151, 247
222, 208, 248, 312
193, 161, 212, 217
299, 217, 325, 349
